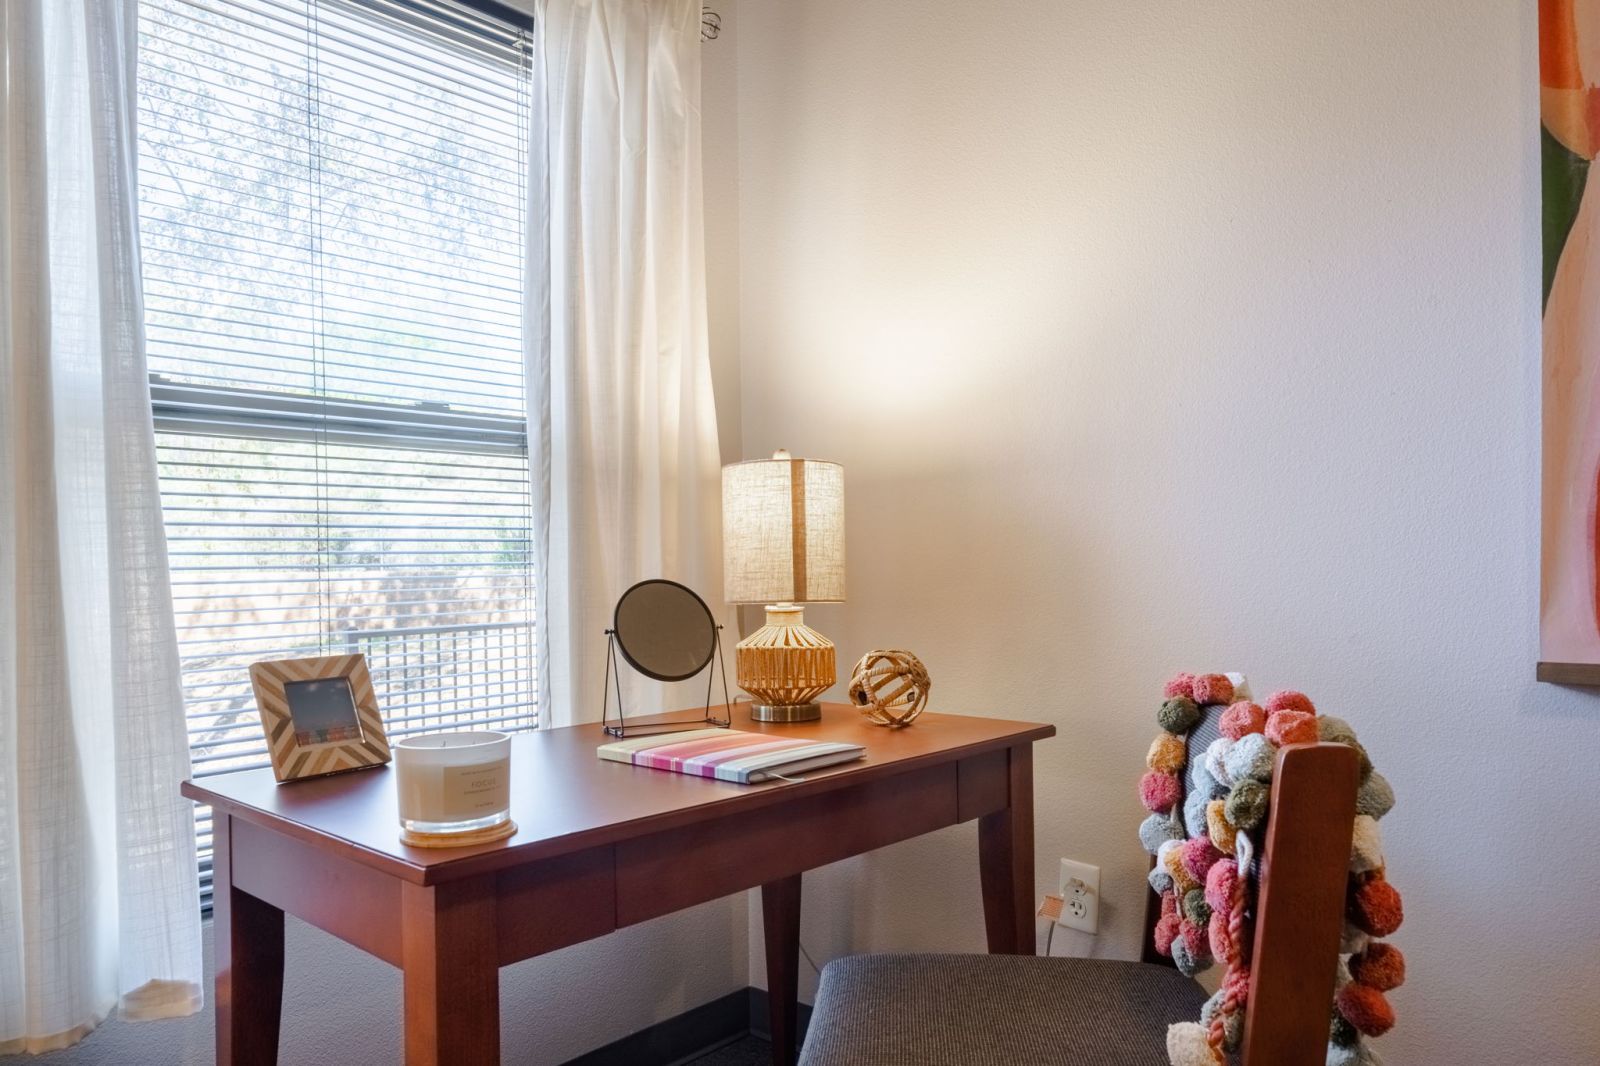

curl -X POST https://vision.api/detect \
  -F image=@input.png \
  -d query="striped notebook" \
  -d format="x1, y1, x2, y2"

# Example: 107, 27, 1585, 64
597, 728, 865, 784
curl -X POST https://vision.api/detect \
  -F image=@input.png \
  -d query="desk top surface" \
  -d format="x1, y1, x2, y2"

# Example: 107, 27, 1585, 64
183, 703, 1054, 885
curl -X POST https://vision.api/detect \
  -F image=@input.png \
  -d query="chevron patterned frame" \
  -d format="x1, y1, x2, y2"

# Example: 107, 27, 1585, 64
248, 653, 391, 783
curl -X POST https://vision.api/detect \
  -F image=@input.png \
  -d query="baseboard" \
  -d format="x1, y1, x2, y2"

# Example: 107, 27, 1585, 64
562, 987, 812, 1066
747, 988, 813, 1044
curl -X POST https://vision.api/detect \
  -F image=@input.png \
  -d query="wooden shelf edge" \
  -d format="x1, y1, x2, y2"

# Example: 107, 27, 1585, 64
1536, 661, 1600, 685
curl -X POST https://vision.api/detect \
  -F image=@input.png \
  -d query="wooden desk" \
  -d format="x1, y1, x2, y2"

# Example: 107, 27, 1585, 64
182, 704, 1054, 1066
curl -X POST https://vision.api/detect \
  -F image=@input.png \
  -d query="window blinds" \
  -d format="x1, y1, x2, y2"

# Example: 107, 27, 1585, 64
136, 0, 535, 907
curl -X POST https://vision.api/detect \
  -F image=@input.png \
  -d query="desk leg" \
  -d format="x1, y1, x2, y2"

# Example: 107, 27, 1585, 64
401, 878, 499, 1066
214, 813, 284, 1066
978, 743, 1035, 955
761, 874, 802, 1066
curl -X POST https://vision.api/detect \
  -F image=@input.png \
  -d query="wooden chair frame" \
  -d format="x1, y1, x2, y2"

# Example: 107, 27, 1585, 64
1141, 742, 1360, 1065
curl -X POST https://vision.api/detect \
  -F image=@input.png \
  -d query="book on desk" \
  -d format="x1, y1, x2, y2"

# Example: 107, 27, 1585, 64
597, 727, 865, 784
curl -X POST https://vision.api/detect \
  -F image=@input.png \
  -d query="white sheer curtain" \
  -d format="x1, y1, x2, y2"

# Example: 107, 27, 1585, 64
0, 0, 203, 1052
529, 0, 727, 727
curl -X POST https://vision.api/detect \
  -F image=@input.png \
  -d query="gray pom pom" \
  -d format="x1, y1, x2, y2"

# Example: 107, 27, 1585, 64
1171, 934, 1210, 977
1223, 732, 1276, 783
1183, 788, 1211, 838
1327, 1040, 1384, 1066
1140, 811, 1184, 854
1148, 863, 1173, 895
1198, 988, 1242, 1050
1356, 772, 1395, 820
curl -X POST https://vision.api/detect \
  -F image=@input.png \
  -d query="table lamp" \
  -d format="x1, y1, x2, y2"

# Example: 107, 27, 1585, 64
722, 450, 845, 722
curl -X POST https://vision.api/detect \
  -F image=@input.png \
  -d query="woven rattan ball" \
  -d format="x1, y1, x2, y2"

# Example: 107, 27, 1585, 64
847, 649, 931, 727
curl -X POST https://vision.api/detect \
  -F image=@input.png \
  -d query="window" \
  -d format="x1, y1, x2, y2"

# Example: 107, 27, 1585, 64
136, 0, 536, 907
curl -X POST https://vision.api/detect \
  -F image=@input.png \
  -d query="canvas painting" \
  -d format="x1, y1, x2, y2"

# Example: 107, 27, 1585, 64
1541, 0, 1600, 671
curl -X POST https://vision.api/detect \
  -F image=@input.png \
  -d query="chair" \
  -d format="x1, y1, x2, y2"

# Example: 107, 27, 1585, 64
797, 702, 1360, 1066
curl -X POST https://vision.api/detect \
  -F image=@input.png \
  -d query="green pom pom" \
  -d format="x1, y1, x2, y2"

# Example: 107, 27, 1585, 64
1158, 696, 1201, 734
1346, 739, 1374, 780
1357, 772, 1395, 820
1182, 887, 1211, 927
1226, 778, 1269, 830
1317, 716, 1375, 780
1317, 715, 1359, 745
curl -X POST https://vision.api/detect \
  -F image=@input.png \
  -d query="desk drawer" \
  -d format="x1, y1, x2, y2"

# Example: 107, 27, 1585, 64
495, 847, 616, 966
614, 762, 959, 925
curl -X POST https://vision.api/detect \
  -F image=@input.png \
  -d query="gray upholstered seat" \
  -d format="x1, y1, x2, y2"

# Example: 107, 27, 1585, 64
797, 954, 1208, 1065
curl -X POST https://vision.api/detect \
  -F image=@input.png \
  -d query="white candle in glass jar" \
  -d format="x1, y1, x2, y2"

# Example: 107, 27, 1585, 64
394, 731, 512, 837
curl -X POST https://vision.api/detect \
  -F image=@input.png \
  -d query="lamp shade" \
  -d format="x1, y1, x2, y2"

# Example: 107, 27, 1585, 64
722, 452, 845, 604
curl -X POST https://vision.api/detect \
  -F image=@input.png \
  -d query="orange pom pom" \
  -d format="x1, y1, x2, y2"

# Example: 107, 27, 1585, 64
1164, 846, 1200, 895
1336, 983, 1396, 1037
1264, 690, 1316, 715
1147, 733, 1187, 774
1219, 700, 1266, 740
1265, 709, 1318, 746
1350, 942, 1406, 991
1206, 799, 1237, 853
1350, 876, 1404, 937
1191, 673, 1234, 705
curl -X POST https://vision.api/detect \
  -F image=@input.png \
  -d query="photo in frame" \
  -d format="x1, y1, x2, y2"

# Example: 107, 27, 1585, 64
248, 653, 391, 782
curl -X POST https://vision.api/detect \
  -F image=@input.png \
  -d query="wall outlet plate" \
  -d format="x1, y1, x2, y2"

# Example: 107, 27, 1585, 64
1057, 859, 1100, 935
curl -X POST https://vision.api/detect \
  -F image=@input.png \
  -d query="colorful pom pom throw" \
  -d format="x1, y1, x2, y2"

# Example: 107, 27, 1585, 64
1146, 673, 1405, 1065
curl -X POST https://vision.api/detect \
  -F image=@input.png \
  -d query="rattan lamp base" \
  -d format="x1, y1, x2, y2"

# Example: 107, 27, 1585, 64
735, 604, 835, 721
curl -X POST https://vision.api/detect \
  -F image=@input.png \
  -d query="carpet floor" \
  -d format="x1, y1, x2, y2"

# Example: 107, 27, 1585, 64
686, 1035, 776, 1065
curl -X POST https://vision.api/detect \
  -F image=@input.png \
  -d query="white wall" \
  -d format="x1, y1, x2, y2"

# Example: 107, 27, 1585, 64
728, 1, 1600, 1062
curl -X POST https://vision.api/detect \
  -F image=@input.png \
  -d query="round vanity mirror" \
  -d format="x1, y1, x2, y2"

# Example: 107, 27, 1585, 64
612, 579, 718, 682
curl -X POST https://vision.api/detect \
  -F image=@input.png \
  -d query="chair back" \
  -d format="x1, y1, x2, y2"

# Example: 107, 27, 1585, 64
1144, 725, 1360, 1066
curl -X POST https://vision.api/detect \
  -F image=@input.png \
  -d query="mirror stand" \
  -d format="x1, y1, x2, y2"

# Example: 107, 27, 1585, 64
601, 625, 734, 738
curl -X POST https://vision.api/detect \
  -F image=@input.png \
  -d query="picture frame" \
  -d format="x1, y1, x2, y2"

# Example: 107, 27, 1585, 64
248, 653, 391, 783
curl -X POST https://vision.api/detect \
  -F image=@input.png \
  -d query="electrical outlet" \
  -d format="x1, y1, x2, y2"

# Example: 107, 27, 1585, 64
1057, 859, 1100, 934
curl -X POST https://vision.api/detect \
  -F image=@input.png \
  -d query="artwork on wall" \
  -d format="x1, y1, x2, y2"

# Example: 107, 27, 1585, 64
1540, 0, 1600, 681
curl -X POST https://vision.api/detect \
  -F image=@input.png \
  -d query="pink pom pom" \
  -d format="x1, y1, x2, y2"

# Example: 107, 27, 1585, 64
1264, 690, 1316, 716
1179, 919, 1211, 961
1266, 709, 1318, 746
1205, 858, 1238, 913
1164, 673, 1197, 699
1181, 837, 1223, 881
1208, 910, 1229, 958
1154, 913, 1180, 956
1160, 889, 1178, 920
1139, 771, 1181, 813
1191, 673, 1234, 705
1219, 701, 1267, 740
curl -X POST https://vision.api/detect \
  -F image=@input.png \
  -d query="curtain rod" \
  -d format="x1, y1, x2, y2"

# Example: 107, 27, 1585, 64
451, 1, 718, 40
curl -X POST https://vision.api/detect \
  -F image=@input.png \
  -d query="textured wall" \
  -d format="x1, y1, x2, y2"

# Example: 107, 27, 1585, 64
728, 1, 1600, 1062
